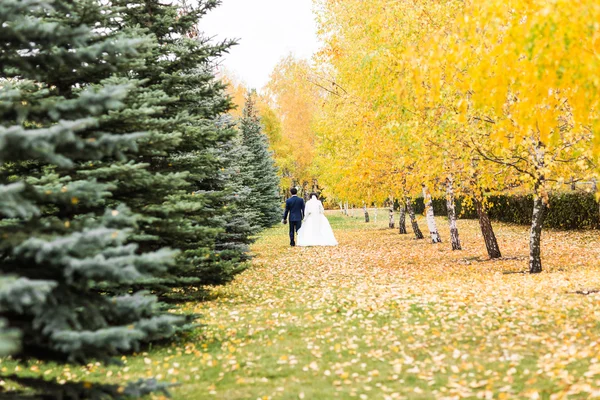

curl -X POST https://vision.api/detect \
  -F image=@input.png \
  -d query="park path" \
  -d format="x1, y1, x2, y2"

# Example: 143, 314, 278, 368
182, 214, 600, 399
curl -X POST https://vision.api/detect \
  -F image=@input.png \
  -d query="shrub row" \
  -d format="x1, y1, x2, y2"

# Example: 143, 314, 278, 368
408, 192, 600, 230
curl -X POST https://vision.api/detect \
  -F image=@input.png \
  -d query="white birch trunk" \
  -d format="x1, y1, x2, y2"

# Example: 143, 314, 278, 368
529, 190, 545, 273
529, 141, 547, 273
528, 140, 548, 273
422, 184, 442, 243
388, 196, 395, 228
446, 176, 461, 250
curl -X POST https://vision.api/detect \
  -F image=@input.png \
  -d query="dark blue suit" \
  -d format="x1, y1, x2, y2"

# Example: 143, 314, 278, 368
283, 195, 305, 246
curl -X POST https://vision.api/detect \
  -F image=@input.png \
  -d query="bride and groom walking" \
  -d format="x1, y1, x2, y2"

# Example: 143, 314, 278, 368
282, 188, 338, 247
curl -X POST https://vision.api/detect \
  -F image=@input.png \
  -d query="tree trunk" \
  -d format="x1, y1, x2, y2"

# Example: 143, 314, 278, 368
398, 203, 407, 234
528, 141, 548, 274
344, 201, 348, 216
405, 197, 424, 239
339, 202, 344, 215
474, 197, 501, 259
593, 179, 599, 224
422, 184, 442, 243
388, 197, 395, 228
529, 192, 547, 274
446, 177, 461, 250
363, 205, 370, 223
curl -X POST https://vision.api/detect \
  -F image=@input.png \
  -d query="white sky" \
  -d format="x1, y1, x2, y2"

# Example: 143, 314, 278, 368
200, 0, 320, 90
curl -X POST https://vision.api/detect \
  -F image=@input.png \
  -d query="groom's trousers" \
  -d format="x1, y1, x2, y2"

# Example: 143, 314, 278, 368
289, 220, 302, 246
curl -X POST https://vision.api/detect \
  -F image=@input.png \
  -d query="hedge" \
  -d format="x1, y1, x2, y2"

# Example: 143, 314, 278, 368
406, 192, 600, 230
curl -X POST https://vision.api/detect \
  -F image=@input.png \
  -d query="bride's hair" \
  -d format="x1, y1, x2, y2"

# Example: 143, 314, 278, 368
310, 192, 319, 199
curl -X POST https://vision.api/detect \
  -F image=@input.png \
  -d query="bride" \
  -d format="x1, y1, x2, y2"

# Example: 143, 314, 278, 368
297, 193, 338, 247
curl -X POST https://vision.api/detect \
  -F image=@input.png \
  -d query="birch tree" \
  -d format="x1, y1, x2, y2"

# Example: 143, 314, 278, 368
449, 0, 598, 272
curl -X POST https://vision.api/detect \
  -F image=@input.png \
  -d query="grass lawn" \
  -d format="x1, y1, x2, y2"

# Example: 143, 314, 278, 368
3, 211, 600, 399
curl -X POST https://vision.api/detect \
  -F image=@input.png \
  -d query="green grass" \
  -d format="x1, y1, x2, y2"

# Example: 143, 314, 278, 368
3, 212, 600, 399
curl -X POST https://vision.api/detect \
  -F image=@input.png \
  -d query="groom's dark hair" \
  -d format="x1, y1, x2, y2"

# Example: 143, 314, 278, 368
290, 188, 298, 195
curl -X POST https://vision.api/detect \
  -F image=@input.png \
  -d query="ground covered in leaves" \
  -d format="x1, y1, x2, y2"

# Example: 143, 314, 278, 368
4, 212, 600, 399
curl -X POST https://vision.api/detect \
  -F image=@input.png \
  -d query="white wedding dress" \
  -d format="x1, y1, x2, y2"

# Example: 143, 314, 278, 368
297, 196, 338, 246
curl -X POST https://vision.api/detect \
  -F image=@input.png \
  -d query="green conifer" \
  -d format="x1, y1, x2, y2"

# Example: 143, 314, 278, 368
104, 0, 248, 299
0, 0, 182, 395
240, 91, 282, 228
214, 115, 260, 272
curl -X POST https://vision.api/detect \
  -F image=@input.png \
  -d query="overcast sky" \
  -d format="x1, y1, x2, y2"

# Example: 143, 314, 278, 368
200, 0, 320, 90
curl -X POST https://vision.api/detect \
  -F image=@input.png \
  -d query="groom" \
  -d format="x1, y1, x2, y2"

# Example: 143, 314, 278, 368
282, 188, 305, 246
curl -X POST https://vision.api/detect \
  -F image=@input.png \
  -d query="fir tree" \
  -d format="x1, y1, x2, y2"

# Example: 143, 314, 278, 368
214, 115, 260, 271
0, 309, 19, 357
104, 0, 248, 298
240, 91, 282, 229
0, 0, 182, 395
